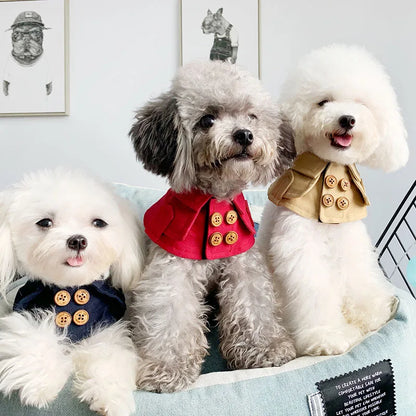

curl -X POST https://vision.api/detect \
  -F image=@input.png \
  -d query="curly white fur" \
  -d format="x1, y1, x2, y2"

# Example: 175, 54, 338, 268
279, 44, 408, 171
0, 169, 144, 415
258, 44, 408, 356
0, 310, 71, 407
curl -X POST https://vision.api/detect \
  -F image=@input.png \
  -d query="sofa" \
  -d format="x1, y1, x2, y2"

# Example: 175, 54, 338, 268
0, 184, 415, 415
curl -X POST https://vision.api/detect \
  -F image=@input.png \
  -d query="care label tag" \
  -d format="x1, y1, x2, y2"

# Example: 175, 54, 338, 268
315, 360, 396, 416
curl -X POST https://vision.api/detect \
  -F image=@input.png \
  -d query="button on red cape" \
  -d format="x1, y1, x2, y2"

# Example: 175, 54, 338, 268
144, 189, 256, 260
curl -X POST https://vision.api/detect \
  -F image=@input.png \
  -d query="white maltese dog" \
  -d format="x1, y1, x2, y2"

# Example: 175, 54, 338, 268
0, 169, 144, 416
129, 60, 296, 393
258, 44, 408, 356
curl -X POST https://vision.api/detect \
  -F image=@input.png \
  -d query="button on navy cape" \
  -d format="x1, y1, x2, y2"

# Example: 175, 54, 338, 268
13, 279, 126, 343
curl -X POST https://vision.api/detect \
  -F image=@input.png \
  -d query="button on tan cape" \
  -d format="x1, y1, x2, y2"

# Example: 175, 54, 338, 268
268, 152, 370, 223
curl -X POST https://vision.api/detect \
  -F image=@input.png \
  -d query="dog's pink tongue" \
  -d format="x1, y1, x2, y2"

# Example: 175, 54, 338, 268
334, 134, 352, 147
67, 256, 83, 267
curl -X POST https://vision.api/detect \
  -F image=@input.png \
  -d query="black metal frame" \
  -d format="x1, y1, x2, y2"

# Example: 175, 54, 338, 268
376, 180, 416, 298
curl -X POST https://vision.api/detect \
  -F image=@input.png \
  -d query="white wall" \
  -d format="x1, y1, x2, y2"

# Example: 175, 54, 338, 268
0, 0, 415, 243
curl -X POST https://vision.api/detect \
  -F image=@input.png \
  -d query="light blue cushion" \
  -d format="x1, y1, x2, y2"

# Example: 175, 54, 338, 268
0, 184, 415, 415
0, 288, 414, 415
407, 257, 416, 290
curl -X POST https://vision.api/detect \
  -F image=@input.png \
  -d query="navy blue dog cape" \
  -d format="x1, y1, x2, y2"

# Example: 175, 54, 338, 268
13, 279, 126, 343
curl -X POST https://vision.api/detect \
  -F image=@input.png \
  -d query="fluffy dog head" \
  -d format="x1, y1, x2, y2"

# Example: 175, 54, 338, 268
129, 60, 295, 200
0, 169, 144, 297
279, 44, 408, 171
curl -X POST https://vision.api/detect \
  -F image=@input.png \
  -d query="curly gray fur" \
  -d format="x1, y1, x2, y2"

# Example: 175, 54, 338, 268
130, 61, 296, 392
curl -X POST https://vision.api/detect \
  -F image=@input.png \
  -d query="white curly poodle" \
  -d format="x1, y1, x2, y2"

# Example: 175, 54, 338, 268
258, 44, 408, 356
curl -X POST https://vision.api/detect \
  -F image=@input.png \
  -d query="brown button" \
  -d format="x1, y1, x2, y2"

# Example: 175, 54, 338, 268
54, 290, 71, 307
55, 311, 72, 328
322, 194, 334, 207
74, 289, 90, 305
209, 232, 223, 246
225, 231, 238, 245
73, 309, 89, 326
325, 175, 337, 189
339, 178, 350, 191
210, 212, 223, 227
225, 210, 238, 225
336, 197, 350, 210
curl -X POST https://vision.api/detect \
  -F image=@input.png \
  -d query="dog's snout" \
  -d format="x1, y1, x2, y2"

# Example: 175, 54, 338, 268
338, 115, 356, 129
233, 129, 254, 146
67, 235, 88, 251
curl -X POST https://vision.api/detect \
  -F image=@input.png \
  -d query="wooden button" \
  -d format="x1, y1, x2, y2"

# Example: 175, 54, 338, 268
325, 175, 337, 189
225, 210, 238, 225
209, 232, 223, 246
54, 290, 71, 307
339, 178, 350, 191
322, 194, 334, 207
73, 309, 89, 326
336, 197, 350, 210
74, 289, 90, 305
225, 231, 238, 245
210, 212, 223, 227
55, 311, 72, 328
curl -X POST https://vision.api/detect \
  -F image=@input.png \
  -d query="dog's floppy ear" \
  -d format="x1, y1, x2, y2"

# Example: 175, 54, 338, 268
364, 108, 408, 172
277, 117, 297, 174
110, 197, 145, 293
129, 92, 180, 178
0, 192, 17, 299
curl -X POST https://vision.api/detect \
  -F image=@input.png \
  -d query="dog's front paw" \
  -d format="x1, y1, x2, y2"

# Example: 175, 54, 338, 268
263, 336, 297, 367
87, 390, 135, 416
296, 324, 363, 356
0, 360, 66, 408
344, 295, 396, 334
223, 335, 297, 369
136, 359, 201, 393
0, 312, 71, 408
0, 350, 70, 408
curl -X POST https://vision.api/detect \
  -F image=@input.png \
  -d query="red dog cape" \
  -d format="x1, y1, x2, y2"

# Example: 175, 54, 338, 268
144, 189, 256, 260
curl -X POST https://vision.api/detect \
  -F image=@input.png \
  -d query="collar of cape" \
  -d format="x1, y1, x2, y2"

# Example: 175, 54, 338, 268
287, 151, 364, 181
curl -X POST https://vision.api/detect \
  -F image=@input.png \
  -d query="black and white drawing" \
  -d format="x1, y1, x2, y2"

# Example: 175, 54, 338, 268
0, 0, 68, 116
181, 0, 259, 77
201, 8, 239, 64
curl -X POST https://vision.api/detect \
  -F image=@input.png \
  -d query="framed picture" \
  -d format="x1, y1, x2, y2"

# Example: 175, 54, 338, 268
0, 0, 69, 116
181, 0, 260, 78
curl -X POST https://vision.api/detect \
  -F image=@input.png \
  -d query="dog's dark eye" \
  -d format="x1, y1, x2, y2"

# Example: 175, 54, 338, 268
318, 99, 329, 107
92, 219, 108, 228
248, 114, 258, 120
36, 218, 53, 228
199, 114, 215, 129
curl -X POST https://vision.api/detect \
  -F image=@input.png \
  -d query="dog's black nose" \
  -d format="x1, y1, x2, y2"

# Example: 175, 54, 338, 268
338, 115, 356, 129
67, 235, 88, 251
233, 129, 254, 146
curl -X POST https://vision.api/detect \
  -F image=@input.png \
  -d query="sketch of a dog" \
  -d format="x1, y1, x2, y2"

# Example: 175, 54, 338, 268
201, 8, 238, 64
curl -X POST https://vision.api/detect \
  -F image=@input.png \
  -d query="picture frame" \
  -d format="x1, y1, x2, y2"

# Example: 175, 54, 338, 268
180, 0, 260, 78
0, 0, 69, 116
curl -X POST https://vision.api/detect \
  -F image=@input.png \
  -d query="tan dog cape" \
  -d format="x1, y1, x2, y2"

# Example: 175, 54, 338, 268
268, 152, 370, 224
